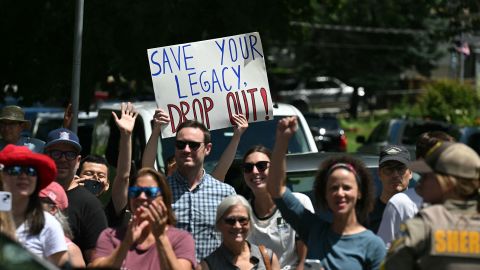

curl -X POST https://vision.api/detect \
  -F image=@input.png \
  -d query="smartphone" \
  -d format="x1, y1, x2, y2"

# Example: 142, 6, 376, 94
0, 191, 12, 211
304, 259, 323, 270
83, 180, 104, 196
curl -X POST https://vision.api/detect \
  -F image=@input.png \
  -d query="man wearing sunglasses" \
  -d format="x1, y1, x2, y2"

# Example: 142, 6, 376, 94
368, 145, 413, 233
143, 108, 236, 262
44, 127, 108, 263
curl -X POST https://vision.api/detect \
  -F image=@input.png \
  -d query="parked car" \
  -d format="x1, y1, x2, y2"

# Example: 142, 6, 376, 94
91, 101, 318, 177
303, 112, 347, 152
20, 106, 64, 137
32, 111, 98, 157
277, 76, 364, 112
356, 118, 462, 159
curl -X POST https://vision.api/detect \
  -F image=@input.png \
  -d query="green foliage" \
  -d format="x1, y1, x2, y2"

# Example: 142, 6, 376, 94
417, 80, 480, 125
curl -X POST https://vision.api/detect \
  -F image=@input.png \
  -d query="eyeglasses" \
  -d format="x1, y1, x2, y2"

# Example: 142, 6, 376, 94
48, 150, 78, 161
381, 165, 408, 176
128, 186, 162, 199
243, 161, 270, 173
175, 140, 203, 151
4, 166, 37, 177
223, 216, 250, 226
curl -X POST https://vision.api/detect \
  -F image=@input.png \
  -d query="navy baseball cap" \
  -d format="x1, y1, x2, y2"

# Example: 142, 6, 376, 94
45, 128, 82, 152
379, 145, 410, 166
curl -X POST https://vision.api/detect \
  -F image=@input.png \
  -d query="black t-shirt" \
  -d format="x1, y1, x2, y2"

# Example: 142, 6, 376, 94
104, 198, 130, 228
67, 186, 108, 251
367, 197, 386, 233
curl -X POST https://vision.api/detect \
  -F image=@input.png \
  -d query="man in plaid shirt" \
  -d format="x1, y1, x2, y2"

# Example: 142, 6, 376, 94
144, 111, 236, 261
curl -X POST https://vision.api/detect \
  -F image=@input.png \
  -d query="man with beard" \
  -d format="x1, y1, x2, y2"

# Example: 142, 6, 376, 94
44, 128, 107, 263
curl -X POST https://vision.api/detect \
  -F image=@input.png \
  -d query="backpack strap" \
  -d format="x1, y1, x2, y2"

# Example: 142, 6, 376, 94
258, 245, 272, 270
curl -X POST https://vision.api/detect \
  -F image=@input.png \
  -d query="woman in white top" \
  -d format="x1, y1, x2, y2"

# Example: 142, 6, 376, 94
242, 145, 314, 270
0, 144, 68, 267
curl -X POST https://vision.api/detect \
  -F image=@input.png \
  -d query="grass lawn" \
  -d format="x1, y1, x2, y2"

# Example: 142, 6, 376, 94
340, 116, 382, 153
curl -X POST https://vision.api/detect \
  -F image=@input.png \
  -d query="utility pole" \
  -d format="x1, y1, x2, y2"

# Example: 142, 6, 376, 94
70, 0, 84, 133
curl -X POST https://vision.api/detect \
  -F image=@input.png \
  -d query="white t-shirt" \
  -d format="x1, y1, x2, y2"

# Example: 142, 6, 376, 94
248, 192, 314, 270
16, 211, 67, 258
377, 188, 423, 248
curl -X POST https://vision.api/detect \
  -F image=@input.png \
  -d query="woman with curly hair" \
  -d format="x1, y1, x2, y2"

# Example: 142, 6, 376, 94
267, 116, 385, 270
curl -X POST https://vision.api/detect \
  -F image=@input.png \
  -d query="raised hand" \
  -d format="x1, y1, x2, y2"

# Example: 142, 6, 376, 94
63, 103, 73, 128
124, 212, 150, 246
144, 199, 169, 239
152, 108, 170, 130
276, 116, 298, 140
112, 102, 138, 134
231, 114, 248, 136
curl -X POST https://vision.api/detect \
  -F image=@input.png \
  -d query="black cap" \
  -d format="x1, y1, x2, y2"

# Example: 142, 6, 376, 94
379, 145, 410, 166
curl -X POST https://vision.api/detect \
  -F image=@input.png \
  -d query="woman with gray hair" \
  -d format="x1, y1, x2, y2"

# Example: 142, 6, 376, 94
199, 195, 280, 270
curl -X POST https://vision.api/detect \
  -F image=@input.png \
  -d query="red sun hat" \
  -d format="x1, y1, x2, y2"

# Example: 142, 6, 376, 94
0, 144, 57, 190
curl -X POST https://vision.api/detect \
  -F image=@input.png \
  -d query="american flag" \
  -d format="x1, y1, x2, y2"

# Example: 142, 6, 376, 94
455, 41, 470, 56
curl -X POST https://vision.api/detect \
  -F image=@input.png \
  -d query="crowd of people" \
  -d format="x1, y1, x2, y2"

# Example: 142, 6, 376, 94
0, 103, 479, 270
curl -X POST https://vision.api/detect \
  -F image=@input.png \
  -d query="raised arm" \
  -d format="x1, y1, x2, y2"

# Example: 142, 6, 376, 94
111, 102, 138, 215
211, 114, 248, 181
142, 108, 170, 169
63, 103, 73, 128
267, 116, 298, 198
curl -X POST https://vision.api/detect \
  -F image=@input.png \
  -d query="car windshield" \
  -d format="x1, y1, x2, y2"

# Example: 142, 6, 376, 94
160, 116, 311, 173
401, 122, 461, 145
305, 80, 339, 89
304, 116, 339, 129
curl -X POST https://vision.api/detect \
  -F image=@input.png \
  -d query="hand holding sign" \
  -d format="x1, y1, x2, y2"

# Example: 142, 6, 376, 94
147, 32, 272, 138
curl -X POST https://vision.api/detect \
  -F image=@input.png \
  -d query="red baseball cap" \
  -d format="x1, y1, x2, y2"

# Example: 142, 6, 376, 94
39, 181, 68, 210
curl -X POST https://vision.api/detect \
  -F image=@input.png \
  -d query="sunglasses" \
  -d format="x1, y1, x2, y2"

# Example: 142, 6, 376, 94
381, 165, 408, 176
48, 150, 78, 161
223, 216, 250, 226
4, 166, 37, 177
242, 161, 270, 173
128, 186, 162, 199
175, 140, 203, 151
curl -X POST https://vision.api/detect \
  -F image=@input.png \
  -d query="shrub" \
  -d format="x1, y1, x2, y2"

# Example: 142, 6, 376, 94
417, 80, 480, 125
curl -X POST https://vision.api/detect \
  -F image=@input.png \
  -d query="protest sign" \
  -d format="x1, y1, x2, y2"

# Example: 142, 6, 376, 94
147, 32, 272, 138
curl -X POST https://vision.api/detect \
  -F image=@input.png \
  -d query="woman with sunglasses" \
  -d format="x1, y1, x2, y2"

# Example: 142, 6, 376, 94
199, 195, 280, 270
242, 145, 315, 270
268, 117, 385, 270
90, 167, 196, 269
0, 144, 69, 267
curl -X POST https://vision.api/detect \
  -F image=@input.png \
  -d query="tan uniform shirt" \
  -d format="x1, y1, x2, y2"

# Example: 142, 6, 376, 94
382, 199, 480, 270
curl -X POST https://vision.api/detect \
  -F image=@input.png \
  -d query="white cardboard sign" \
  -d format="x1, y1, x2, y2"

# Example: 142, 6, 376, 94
147, 32, 273, 138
